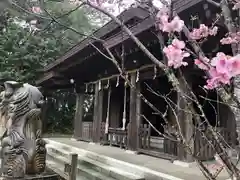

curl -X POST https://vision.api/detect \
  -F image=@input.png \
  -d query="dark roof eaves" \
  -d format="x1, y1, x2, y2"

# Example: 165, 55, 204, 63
44, 7, 149, 72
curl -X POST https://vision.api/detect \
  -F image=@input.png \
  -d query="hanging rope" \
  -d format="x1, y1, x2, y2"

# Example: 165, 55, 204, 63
125, 73, 128, 87
83, 64, 156, 87
136, 70, 139, 82
105, 85, 111, 134
105, 79, 110, 89
122, 83, 127, 130
98, 80, 102, 91
153, 65, 157, 79
116, 76, 119, 87
85, 83, 88, 93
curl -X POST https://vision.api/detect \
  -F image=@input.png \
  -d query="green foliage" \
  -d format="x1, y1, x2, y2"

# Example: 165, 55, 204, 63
0, 20, 61, 83
42, 1, 99, 44
0, 2, 100, 134
46, 90, 76, 134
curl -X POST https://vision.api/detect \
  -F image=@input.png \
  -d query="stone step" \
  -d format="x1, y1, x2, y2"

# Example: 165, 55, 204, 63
45, 139, 185, 180
47, 145, 144, 180
47, 150, 117, 180
44, 140, 143, 176
46, 158, 89, 180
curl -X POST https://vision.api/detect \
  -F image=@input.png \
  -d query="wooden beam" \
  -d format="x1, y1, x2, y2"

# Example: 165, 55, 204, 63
36, 71, 64, 85
73, 93, 84, 139
103, 17, 155, 49
51, 79, 70, 85
173, 0, 203, 13
36, 71, 56, 85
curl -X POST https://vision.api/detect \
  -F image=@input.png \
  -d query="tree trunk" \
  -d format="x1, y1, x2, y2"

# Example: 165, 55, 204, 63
233, 76, 240, 145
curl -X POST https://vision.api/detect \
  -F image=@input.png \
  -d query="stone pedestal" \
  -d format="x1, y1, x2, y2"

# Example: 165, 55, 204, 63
1, 169, 59, 180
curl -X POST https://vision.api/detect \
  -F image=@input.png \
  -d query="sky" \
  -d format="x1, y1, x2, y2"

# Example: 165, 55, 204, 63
14, 0, 168, 32
102, 0, 166, 16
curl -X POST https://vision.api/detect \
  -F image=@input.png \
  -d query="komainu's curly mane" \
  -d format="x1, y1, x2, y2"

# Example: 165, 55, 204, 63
0, 82, 46, 178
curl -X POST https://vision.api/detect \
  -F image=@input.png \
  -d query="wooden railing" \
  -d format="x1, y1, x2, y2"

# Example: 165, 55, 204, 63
139, 124, 151, 149
81, 122, 93, 142
81, 122, 106, 142
64, 153, 78, 180
100, 122, 106, 141
163, 137, 178, 157
137, 124, 178, 160
108, 127, 127, 149
194, 128, 236, 161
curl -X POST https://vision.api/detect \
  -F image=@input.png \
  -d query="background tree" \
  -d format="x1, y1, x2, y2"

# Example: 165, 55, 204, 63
0, 1, 104, 134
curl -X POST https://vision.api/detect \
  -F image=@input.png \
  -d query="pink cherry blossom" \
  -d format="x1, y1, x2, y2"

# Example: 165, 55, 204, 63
157, 11, 184, 33
209, 26, 218, 36
205, 68, 231, 89
199, 24, 209, 37
210, 52, 228, 66
194, 58, 209, 70
159, 15, 169, 25
167, 16, 184, 32
211, 53, 232, 76
171, 38, 186, 49
227, 54, 240, 76
190, 29, 202, 40
156, 7, 169, 18
220, 32, 240, 44
163, 39, 190, 68
205, 53, 240, 89
220, 37, 238, 44
31, 6, 42, 14
233, 0, 240, 10
190, 24, 218, 40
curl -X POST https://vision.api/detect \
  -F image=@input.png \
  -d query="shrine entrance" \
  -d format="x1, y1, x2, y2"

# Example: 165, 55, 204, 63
101, 79, 130, 149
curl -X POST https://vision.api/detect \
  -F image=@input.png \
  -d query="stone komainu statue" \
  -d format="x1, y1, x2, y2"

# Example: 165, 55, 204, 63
0, 81, 46, 179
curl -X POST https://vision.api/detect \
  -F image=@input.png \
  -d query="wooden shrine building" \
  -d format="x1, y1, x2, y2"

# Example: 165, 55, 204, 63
37, 0, 236, 162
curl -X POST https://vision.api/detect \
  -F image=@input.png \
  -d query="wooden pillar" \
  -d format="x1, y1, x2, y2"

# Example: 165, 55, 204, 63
177, 75, 194, 162
128, 73, 140, 150
136, 83, 142, 150
69, 153, 78, 180
96, 89, 103, 142
93, 84, 99, 142
93, 83, 104, 143
73, 92, 84, 139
